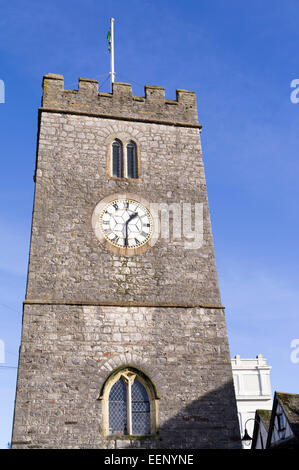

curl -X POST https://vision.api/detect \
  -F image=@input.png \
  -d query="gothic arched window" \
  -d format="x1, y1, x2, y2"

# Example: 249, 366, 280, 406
131, 376, 150, 434
100, 367, 158, 437
112, 140, 123, 178
126, 141, 138, 179
109, 377, 127, 435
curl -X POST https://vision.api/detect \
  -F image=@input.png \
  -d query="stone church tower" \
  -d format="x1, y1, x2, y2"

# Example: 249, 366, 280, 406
12, 73, 240, 448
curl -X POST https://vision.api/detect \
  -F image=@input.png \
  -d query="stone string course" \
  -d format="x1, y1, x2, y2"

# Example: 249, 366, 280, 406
12, 74, 241, 448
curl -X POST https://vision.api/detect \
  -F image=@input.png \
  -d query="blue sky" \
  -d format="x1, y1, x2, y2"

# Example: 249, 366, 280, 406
0, 0, 298, 448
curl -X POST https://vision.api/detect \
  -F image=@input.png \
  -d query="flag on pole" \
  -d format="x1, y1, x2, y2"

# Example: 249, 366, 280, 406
107, 29, 111, 53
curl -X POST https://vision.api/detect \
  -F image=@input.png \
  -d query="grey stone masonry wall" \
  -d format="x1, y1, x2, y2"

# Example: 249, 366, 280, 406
42, 74, 199, 126
12, 304, 240, 449
12, 74, 241, 449
27, 111, 220, 306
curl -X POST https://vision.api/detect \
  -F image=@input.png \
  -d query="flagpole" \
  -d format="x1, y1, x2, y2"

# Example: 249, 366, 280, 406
110, 17, 115, 91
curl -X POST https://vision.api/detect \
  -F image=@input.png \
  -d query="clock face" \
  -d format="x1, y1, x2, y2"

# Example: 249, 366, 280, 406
99, 199, 153, 249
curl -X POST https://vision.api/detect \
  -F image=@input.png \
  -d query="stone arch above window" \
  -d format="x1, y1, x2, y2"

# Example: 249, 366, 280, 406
99, 366, 159, 437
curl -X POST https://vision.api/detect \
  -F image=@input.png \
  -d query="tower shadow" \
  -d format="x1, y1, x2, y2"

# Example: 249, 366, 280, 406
114, 380, 241, 449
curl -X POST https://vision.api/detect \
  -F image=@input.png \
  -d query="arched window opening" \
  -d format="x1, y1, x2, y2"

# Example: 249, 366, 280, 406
112, 140, 123, 177
131, 378, 150, 435
101, 367, 158, 437
108, 377, 127, 435
127, 141, 138, 179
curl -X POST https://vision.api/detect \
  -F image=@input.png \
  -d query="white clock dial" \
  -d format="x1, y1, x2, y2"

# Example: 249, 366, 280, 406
99, 199, 153, 249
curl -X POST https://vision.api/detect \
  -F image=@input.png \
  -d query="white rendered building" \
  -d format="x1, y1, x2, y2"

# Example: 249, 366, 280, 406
231, 354, 272, 448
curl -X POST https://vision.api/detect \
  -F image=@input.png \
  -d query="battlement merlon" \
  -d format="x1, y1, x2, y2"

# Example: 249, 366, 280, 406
41, 73, 200, 127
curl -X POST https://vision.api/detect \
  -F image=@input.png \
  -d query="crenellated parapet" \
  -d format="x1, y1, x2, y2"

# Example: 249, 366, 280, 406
41, 73, 199, 126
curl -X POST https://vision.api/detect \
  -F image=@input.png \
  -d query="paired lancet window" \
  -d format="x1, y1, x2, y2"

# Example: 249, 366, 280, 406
111, 140, 138, 179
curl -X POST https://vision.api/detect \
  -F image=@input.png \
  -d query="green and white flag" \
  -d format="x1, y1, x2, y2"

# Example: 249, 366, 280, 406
107, 29, 111, 53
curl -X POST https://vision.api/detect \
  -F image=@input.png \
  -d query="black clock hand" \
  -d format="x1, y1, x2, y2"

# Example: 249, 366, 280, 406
129, 212, 138, 222
124, 223, 128, 246
124, 213, 138, 246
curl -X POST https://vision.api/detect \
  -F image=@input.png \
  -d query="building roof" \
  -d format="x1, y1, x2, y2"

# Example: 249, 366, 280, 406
256, 409, 272, 432
251, 409, 272, 449
276, 392, 299, 440
252, 392, 299, 448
